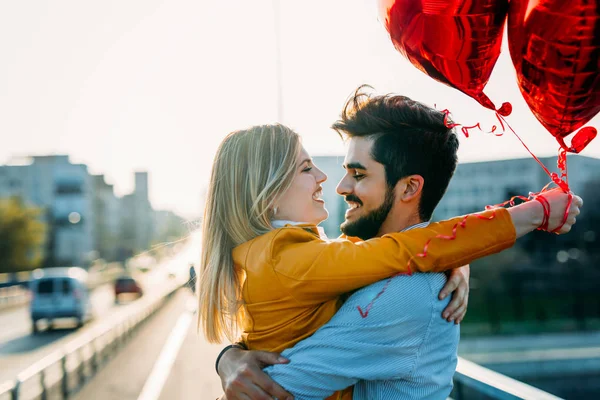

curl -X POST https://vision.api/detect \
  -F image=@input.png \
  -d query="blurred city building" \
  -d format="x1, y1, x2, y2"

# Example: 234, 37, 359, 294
0, 155, 95, 266
92, 174, 121, 261
434, 155, 600, 221
153, 209, 189, 244
119, 172, 155, 258
0, 155, 187, 269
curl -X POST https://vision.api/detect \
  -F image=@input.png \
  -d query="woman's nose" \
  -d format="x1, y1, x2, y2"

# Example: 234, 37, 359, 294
316, 168, 327, 183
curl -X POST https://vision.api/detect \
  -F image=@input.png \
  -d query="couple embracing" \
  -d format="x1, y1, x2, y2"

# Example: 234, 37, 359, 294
198, 86, 582, 400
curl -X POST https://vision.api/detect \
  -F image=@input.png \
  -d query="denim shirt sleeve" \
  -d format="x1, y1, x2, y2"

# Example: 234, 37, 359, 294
264, 274, 437, 399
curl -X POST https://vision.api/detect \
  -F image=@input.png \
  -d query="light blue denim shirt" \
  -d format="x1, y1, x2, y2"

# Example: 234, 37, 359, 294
265, 222, 460, 399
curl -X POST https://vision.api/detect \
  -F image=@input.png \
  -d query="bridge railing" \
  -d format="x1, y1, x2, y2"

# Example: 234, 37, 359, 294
452, 357, 562, 400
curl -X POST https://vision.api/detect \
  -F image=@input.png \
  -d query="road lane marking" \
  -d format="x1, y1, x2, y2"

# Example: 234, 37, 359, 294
137, 310, 193, 400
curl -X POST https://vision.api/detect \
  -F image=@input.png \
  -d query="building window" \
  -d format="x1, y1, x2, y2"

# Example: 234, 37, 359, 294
55, 183, 82, 194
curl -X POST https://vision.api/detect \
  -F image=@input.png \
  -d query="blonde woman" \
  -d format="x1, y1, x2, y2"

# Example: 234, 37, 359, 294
200, 123, 580, 400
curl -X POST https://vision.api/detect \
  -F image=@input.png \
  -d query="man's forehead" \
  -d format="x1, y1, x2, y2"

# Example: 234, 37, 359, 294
344, 137, 376, 168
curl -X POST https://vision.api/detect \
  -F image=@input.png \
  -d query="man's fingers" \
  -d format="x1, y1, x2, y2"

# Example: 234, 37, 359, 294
224, 365, 272, 400
219, 349, 292, 400
229, 393, 252, 400
442, 290, 464, 319
255, 372, 294, 399
227, 378, 270, 400
439, 276, 459, 300
442, 279, 467, 317
255, 350, 289, 366
225, 379, 263, 400
449, 303, 467, 323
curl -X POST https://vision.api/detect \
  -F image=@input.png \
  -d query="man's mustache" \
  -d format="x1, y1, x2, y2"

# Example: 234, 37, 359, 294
345, 194, 363, 206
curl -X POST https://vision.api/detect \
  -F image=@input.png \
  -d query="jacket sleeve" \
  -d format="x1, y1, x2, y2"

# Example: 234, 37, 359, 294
272, 208, 515, 303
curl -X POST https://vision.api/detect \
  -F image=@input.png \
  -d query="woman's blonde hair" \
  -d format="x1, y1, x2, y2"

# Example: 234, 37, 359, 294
198, 124, 301, 343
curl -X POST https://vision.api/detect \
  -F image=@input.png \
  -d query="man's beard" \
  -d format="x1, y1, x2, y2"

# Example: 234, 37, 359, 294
340, 188, 395, 240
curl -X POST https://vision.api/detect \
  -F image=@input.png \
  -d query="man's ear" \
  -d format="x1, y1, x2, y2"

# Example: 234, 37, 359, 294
396, 175, 424, 202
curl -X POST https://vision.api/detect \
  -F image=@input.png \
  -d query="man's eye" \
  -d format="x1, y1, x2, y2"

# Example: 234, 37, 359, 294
353, 174, 365, 180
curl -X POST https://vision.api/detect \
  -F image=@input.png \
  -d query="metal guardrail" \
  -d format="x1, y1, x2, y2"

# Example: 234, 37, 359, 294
0, 282, 182, 400
452, 357, 563, 400
0, 287, 30, 311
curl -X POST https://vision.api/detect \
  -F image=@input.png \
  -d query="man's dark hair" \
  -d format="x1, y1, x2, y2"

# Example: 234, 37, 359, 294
332, 85, 459, 221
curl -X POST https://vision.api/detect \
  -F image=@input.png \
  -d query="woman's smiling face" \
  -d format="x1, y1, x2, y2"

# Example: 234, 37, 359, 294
274, 146, 329, 225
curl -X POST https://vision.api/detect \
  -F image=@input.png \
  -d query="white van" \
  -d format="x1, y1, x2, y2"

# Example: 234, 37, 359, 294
29, 267, 93, 333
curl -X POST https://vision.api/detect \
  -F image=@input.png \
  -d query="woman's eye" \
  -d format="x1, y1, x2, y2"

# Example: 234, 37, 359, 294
302, 167, 313, 173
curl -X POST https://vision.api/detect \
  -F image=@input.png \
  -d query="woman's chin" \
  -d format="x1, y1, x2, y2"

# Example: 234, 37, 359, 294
311, 210, 329, 226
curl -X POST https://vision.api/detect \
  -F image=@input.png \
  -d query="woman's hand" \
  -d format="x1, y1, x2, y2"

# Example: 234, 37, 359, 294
545, 189, 583, 233
508, 189, 583, 237
439, 265, 470, 324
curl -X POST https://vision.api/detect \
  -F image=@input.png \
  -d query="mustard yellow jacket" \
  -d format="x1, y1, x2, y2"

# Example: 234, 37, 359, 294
234, 208, 516, 354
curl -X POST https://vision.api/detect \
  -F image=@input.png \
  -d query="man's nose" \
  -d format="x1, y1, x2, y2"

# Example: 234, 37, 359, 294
336, 175, 352, 196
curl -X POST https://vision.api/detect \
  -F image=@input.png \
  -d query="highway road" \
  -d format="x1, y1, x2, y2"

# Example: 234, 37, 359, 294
0, 283, 121, 384
0, 231, 204, 392
72, 289, 223, 400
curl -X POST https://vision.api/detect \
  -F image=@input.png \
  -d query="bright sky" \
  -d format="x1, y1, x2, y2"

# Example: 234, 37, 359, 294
2, 0, 599, 218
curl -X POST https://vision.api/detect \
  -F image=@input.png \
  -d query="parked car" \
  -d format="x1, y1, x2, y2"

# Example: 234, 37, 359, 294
29, 267, 93, 333
114, 275, 143, 303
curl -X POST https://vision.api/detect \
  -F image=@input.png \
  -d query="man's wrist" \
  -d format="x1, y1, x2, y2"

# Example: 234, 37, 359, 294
215, 342, 247, 375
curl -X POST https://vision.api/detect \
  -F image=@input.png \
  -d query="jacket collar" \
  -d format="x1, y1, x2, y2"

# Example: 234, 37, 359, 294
271, 220, 327, 239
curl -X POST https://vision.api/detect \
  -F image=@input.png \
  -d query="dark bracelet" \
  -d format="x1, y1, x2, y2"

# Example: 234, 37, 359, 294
215, 343, 247, 374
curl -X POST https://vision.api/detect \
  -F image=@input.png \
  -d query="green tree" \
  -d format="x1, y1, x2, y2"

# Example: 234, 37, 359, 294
0, 197, 46, 273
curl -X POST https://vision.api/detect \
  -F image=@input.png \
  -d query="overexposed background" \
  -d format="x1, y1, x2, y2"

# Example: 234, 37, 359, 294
2, 0, 599, 218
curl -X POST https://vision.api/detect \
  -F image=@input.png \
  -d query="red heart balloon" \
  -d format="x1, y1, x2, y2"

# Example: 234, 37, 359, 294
377, 0, 512, 116
508, 0, 600, 153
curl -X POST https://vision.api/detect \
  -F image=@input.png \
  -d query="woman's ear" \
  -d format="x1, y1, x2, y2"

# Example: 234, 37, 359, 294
397, 175, 424, 202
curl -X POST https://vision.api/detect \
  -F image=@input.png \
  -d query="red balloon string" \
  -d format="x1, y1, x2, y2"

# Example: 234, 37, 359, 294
356, 109, 573, 318
495, 114, 570, 192
441, 109, 571, 193
534, 194, 551, 231
460, 112, 573, 231
441, 109, 504, 138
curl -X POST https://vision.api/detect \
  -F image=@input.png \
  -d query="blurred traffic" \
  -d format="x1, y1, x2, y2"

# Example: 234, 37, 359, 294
0, 229, 201, 386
